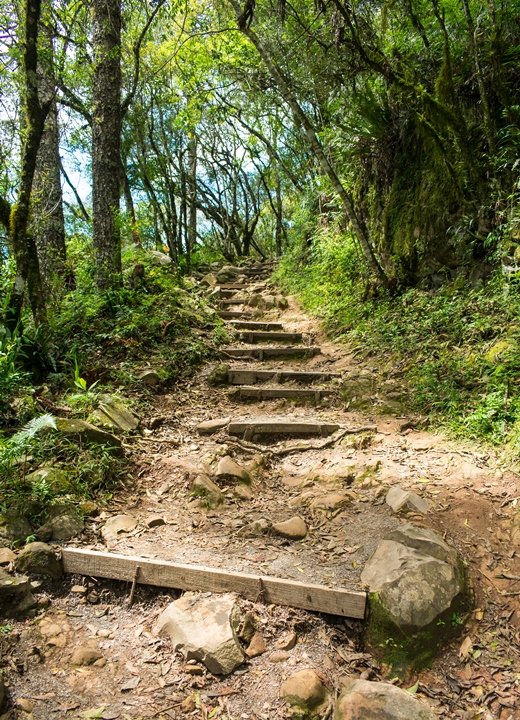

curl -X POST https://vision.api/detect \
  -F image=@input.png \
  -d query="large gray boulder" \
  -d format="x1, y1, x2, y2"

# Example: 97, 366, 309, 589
47, 506, 84, 540
361, 525, 468, 671
334, 679, 436, 720
153, 592, 245, 675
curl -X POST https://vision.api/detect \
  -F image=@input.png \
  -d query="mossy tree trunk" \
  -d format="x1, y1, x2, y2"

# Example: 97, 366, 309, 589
92, 0, 122, 290
5, 0, 51, 333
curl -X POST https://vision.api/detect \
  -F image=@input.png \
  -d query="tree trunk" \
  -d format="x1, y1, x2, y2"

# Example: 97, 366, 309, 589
92, 0, 122, 290
229, 0, 387, 284
31, 12, 73, 295
5, 0, 50, 332
187, 136, 197, 268
121, 161, 140, 247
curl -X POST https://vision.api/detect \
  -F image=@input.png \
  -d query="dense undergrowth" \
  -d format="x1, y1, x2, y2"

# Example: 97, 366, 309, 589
0, 241, 227, 520
276, 227, 520, 457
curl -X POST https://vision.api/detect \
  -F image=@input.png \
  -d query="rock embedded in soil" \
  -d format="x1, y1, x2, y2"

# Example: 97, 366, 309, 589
201, 272, 218, 287
191, 475, 224, 508
206, 363, 230, 386
0, 567, 31, 595
137, 368, 160, 386
145, 515, 166, 528
234, 484, 253, 501
245, 631, 267, 658
15, 698, 34, 712
269, 650, 290, 663
272, 517, 308, 540
197, 417, 230, 434
333, 679, 436, 720
93, 394, 140, 432
14, 542, 62, 580
153, 592, 245, 675
0, 548, 15, 565
70, 646, 104, 666
386, 486, 430, 514
385, 523, 457, 562
277, 631, 298, 650
101, 514, 137, 542
309, 491, 352, 513
25, 466, 73, 495
236, 518, 271, 538
361, 532, 467, 671
0, 513, 32, 547
47, 506, 84, 540
280, 669, 329, 717
55, 418, 123, 455
216, 456, 253, 485
79, 501, 99, 517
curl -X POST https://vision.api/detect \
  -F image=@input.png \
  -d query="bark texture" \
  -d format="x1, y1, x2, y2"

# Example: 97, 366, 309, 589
92, 0, 122, 290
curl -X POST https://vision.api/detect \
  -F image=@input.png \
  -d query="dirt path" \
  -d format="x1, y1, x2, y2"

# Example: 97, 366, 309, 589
3, 265, 520, 720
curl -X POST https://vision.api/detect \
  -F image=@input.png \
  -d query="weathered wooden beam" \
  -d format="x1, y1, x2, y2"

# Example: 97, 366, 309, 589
230, 320, 284, 331
238, 331, 302, 343
227, 369, 341, 384
218, 311, 251, 319
223, 346, 321, 359
228, 420, 340, 437
229, 386, 334, 401
61, 548, 366, 618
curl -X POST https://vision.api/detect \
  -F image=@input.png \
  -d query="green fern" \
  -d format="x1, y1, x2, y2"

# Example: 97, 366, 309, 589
11, 414, 57, 447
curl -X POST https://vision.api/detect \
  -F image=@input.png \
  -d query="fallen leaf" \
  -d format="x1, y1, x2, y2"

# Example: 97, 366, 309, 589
121, 676, 140, 691
459, 636, 473, 659
79, 707, 105, 719
405, 681, 418, 694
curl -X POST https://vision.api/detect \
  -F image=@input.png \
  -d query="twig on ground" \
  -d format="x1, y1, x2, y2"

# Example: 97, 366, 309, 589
272, 426, 377, 457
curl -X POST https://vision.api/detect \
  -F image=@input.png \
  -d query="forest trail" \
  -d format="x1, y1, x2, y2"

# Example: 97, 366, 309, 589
4, 264, 520, 720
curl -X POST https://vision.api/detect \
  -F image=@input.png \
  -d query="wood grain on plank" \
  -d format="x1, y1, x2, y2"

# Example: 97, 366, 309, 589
61, 548, 366, 619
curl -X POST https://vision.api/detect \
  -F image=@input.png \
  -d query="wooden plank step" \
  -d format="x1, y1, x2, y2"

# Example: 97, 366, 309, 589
227, 369, 341, 384
223, 346, 321, 359
238, 331, 303, 343
230, 321, 284, 331
221, 289, 239, 298
230, 386, 334, 401
220, 297, 248, 305
219, 311, 251, 320
228, 420, 341, 438
219, 283, 249, 290
62, 548, 365, 619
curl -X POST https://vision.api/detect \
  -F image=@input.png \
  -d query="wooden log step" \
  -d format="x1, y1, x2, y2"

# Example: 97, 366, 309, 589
219, 311, 251, 319
218, 283, 249, 290
229, 386, 334, 401
228, 420, 341, 438
227, 369, 341, 384
221, 289, 239, 298
220, 297, 248, 305
223, 346, 321, 359
238, 331, 303, 343
62, 548, 365, 619
230, 320, 284, 331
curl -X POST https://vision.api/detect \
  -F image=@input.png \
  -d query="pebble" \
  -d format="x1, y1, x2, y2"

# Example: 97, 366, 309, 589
15, 698, 34, 712
269, 650, 290, 663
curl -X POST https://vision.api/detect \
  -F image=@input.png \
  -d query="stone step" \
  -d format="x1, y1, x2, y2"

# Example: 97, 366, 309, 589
228, 420, 340, 439
229, 386, 334, 401
223, 346, 321, 360
218, 311, 251, 320
218, 283, 250, 290
227, 369, 341, 384
238, 331, 303, 343
230, 321, 284, 331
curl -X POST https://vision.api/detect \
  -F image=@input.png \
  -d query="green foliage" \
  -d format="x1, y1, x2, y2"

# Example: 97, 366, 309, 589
278, 227, 520, 453
0, 327, 30, 425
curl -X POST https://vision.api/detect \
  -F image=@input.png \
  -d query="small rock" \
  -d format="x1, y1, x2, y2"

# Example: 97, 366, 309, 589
245, 632, 267, 658
16, 592, 37, 613
0, 513, 32, 547
276, 295, 289, 309
272, 517, 307, 540
48, 507, 84, 540
0, 548, 16, 565
137, 369, 160, 386
200, 273, 218, 287
55, 418, 123, 455
146, 515, 166, 528
26, 467, 72, 495
386, 487, 430, 514
0, 568, 31, 596
153, 592, 244, 675
216, 456, 252, 486
237, 612, 256, 643
34, 525, 53, 542
71, 585, 86, 594
276, 631, 297, 650
101, 514, 137, 543
333, 679, 436, 720
70, 646, 104, 666
206, 364, 229, 386
93, 657, 106, 668
234, 485, 253, 501
148, 249, 172, 266
196, 417, 230, 435
309, 492, 351, 513
191, 475, 224, 509
79, 501, 99, 518
15, 698, 34, 712
93, 395, 140, 432
236, 518, 271, 538
280, 669, 329, 715
269, 650, 290, 663
184, 664, 204, 676
14, 542, 63, 579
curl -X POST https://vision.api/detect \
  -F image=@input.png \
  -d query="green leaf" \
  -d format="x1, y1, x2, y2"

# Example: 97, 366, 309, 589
405, 681, 419, 694
79, 707, 105, 719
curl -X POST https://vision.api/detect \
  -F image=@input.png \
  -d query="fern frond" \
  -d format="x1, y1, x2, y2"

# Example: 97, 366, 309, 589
12, 414, 57, 445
